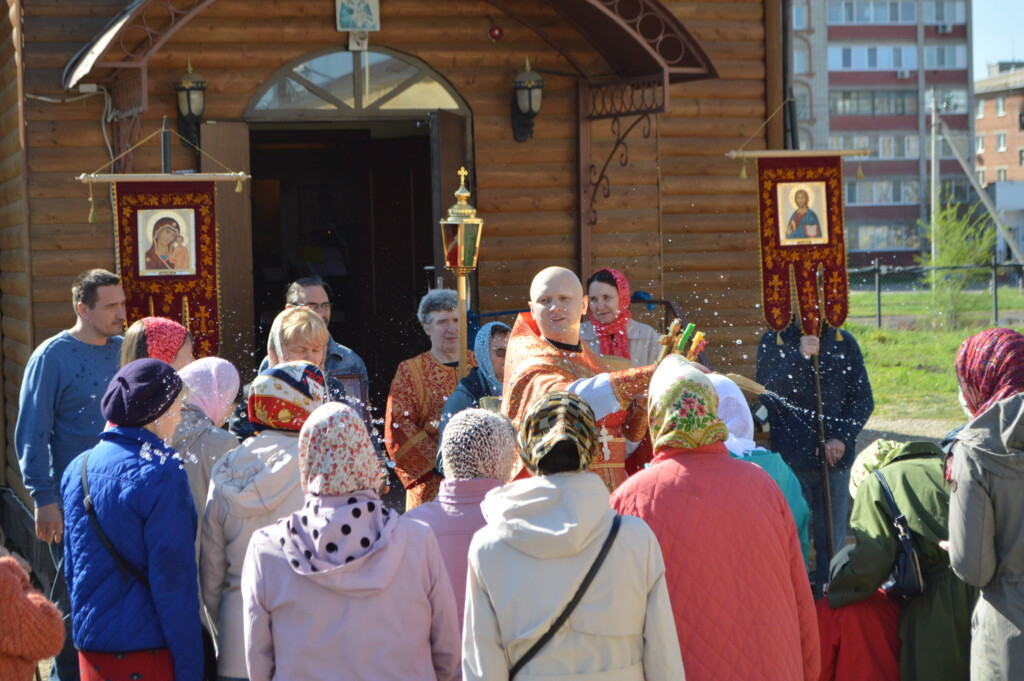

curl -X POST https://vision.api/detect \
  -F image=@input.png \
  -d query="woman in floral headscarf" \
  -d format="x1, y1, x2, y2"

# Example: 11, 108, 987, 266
201, 361, 326, 681
611, 355, 819, 681
580, 268, 661, 368
242, 402, 460, 681
948, 328, 1024, 681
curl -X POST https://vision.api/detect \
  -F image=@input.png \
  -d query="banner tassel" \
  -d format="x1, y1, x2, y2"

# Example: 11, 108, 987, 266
776, 331, 783, 346
87, 183, 96, 223
835, 327, 844, 341
739, 158, 747, 179
856, 163, 864, 179
235, 175, 243, 193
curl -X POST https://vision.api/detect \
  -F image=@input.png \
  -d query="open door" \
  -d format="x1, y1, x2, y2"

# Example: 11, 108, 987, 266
430, 110, 471, 291
201, 120, 256, 377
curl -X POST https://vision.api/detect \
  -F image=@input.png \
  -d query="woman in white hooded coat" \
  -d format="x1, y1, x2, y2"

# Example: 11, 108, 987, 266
462, 390, 683, 681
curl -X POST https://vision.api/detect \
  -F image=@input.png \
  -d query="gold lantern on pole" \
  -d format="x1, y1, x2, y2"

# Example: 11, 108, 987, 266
439, 166, 483, 380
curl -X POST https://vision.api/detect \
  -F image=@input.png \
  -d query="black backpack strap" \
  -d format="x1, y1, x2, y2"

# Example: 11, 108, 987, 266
509, 514, 622, 679
81, 453, 150, 588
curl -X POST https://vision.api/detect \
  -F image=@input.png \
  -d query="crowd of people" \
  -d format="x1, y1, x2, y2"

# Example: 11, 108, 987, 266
3, 265, 1023, 681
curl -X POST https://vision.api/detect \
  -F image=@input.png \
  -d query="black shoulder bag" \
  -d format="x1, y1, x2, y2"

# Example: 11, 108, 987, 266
509, 514, 622, 679
81, 452, 150, 587
872, 470, 925, 599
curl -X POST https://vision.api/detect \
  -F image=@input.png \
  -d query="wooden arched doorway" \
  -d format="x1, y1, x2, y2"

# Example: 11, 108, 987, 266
225, 46, 474, 409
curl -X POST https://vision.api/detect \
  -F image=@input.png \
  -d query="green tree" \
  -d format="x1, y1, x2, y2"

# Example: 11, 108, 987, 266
919, 193, 996, 329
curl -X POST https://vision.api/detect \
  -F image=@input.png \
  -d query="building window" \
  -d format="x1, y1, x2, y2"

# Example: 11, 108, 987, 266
906, 135, 920, 158
794, 47, 809, 75
923, 1, 966, 24
997, 133, 1008, 152
947, 179, 972, 202
829, 90, 918, 116
1020, 148, 1024, 166
924, 45, 968, 70
976, 135, 984, 153
793, 4, 808, 29
976, 169, 986, 186
846, 180, 919, 205
850, 223, 920, 251
828, 45, 917, 71
997, 97, 1006, 116
997, 168, 1008, 182
795, 91, 811, 120
933, 89, 968, 113
828, 1, 916, 24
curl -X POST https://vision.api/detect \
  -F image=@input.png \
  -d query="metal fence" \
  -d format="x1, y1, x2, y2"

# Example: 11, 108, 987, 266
848, 260, 1024, 328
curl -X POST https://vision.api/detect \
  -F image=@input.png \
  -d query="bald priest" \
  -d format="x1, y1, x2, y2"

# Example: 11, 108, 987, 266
502, 267, 655, 491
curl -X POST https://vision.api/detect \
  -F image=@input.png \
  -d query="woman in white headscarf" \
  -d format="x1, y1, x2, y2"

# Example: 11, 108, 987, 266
708, 373, 810, 565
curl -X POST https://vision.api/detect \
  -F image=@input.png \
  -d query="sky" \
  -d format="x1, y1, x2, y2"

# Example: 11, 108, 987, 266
973, 0, 1024, 81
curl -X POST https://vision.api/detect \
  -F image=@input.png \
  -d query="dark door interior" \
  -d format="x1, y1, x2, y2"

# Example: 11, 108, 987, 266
249, 126, 435, 414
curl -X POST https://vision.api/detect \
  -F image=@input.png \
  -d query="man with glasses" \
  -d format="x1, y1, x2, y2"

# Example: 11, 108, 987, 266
259, 276, 369, 411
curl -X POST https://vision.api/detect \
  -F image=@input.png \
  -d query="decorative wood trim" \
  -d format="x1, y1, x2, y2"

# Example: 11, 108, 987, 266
765, 0, 784, 149
577, 80, 592, 277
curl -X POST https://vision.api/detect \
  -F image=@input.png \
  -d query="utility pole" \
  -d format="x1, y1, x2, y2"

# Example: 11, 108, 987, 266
930, 88, 939, 266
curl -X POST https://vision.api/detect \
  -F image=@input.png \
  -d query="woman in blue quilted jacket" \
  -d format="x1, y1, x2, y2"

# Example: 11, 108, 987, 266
60, 359, 203, 681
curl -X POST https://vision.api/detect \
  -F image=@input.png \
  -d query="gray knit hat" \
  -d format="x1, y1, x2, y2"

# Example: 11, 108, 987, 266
440, 409, 518, 482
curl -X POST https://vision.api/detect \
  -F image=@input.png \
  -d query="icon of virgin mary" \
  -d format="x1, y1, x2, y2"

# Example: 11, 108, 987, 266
144, 216, 190, 272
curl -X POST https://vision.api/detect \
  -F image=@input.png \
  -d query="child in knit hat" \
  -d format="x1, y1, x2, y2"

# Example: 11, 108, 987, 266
0, 555, 65, 681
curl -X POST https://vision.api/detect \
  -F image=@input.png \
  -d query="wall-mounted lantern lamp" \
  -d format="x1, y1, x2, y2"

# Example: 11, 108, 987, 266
174, 58, 206, 153
511, 58, 543, 143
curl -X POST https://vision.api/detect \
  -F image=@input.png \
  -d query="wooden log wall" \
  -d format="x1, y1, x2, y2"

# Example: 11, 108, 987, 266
1, 0, 26, 491
4, 0, 780, 500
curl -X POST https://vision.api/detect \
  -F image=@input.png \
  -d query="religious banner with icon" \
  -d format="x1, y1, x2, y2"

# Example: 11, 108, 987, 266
756, 154, 848, 336
114, 181, 221, 355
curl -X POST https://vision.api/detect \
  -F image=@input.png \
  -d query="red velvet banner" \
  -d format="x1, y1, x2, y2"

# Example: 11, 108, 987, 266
114, 181, 221, 356
756, 155, 848, 336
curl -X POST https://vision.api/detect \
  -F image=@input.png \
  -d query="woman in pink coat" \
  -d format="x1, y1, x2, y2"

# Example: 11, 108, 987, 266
610, 356, 820, 681
404, 408, 517, 629
241, 402, 460, 681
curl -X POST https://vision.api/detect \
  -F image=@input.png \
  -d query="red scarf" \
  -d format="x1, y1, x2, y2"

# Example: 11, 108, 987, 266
589, 268, 632, 359
955, 328, 1024, 416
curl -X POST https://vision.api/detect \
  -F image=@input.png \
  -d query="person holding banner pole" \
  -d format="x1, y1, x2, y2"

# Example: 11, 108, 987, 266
757, 318, 874, 597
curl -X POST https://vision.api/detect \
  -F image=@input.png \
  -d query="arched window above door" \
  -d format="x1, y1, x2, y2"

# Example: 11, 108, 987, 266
245, 47, 469, 120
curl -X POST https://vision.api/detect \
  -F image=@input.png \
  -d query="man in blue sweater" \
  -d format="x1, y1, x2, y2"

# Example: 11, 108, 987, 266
15, 268, 125, 681
756, 318, 873, 598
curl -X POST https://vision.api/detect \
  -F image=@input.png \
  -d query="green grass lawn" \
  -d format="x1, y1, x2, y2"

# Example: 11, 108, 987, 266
848, 321, 1024, 421
848, 286, 1024, 319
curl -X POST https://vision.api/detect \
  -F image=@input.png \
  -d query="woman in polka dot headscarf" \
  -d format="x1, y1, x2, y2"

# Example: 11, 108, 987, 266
240, 402, 461, 681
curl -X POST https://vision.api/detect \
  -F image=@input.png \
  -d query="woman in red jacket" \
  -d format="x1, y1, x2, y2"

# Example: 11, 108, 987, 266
611, 355, 820, 681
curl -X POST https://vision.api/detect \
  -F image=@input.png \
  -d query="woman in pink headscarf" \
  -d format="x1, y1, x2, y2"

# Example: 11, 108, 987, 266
172, 357, 241, 519
580, 268, 661, 368
948, 328, 1024, 681
241, 402, 460, 681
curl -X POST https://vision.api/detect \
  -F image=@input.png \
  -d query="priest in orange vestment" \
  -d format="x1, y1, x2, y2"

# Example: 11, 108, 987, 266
385, 290, 474, 509
503, 267, 654, 491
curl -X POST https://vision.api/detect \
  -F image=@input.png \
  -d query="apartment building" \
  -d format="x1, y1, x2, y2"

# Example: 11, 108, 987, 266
975, 62, 1024, 184
793, 0, 974, 265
